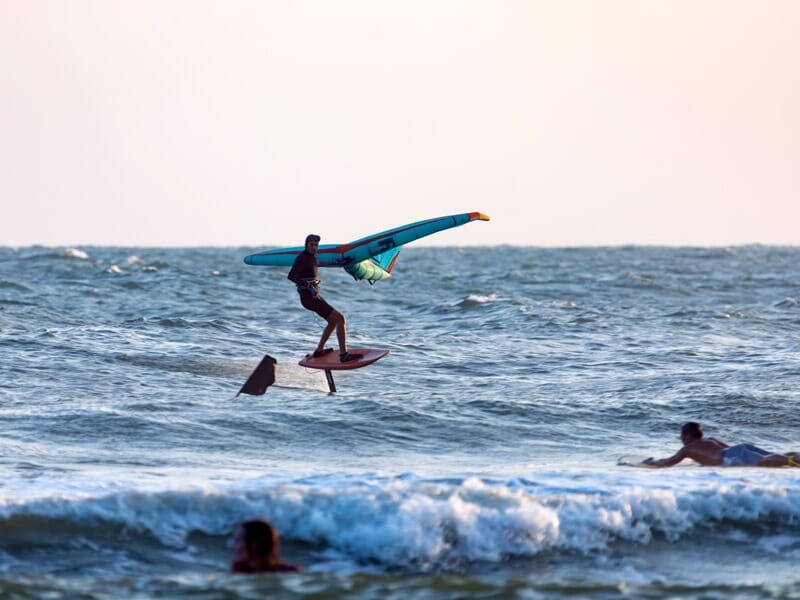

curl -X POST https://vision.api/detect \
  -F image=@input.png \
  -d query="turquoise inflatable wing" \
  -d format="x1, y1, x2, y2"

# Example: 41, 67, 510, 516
243, 211, 489, 283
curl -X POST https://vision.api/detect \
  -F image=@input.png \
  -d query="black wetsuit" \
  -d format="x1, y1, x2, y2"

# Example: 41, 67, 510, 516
287, 251, 334, 319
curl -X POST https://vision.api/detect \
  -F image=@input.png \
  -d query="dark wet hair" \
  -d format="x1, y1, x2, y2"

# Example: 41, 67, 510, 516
238, 519, 280, 558
681, 422, 703, 439
305, 234, 321, 245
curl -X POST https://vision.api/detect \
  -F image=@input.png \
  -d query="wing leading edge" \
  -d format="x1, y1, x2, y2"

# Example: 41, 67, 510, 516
243, 211, 489, 282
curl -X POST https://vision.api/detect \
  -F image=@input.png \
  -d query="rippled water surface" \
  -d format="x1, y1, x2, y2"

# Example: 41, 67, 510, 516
1, 245, 799, 598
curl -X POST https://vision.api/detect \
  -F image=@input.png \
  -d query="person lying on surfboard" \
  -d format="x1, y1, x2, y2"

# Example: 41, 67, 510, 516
644, 421, 800, 467
288, 234, 363, 363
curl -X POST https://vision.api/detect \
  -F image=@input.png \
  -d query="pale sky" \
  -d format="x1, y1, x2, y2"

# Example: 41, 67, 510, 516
1, 1, 798, 247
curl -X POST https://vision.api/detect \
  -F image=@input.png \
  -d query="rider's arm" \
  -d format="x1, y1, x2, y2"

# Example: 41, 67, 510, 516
643, 447, 687, 467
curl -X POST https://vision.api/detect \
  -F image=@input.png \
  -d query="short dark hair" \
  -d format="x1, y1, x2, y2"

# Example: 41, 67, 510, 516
305, 234, 321, 245
238, 519, 279, 558
681, 422, 703, 439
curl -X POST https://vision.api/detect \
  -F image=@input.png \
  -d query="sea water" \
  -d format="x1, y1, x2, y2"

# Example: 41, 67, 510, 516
1, 245, 799, 599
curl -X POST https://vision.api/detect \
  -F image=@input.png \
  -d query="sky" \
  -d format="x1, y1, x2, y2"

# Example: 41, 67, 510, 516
1, 1, 798, 247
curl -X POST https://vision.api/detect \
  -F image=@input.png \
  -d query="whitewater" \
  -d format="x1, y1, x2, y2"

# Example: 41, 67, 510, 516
1, 245, 799, 599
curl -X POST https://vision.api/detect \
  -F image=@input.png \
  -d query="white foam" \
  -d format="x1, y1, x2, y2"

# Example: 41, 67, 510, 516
3, 471, 800, 566
456, 293, 497, 309
466, 293, 497, 304
63, 248, 89, 260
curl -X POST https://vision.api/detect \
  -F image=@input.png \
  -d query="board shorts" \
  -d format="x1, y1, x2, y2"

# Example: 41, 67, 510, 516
299, 290, 334, 319
722, 444, 772, 466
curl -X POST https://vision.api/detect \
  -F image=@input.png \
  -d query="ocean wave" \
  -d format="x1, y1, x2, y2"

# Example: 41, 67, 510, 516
2, 474, 800, 570
9, 247, 91, 262
618, 271, 663, 289
120, 316, 237, 331
2, 245, 800, 589
62, 248, 90, 260
2, 571, 795, 600
455, 293, 498, 309
0, 280, 33, 293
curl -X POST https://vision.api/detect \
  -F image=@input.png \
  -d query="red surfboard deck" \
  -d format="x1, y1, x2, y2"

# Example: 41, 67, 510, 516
298, 348, 389, 371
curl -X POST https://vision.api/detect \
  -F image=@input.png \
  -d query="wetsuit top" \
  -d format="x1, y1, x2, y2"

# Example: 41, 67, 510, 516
287, 250, 319, 294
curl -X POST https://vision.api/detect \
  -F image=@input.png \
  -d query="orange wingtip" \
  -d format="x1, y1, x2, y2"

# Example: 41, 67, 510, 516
468, 212, 490, 221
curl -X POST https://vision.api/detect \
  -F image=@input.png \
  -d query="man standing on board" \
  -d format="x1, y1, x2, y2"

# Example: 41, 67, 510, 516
644, 422, 800, 467
288, 234, 363, 362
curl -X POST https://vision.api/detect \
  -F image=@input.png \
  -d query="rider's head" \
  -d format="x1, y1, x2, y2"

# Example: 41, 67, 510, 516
681, 422, 703, 442
304, 234, 321, 253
